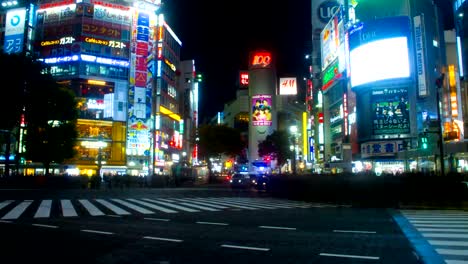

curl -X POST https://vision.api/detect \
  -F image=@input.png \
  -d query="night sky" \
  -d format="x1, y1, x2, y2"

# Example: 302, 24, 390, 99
163, 0, 454, 123
163, 0, 312, 122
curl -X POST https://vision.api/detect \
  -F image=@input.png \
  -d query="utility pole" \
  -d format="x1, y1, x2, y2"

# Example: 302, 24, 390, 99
435, 74, 445, 176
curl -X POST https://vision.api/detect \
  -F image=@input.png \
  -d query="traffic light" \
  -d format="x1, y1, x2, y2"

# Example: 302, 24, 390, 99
420, 133, 428, 150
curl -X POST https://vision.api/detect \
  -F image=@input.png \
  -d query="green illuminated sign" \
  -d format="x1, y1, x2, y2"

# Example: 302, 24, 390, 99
322, 61, 341, 90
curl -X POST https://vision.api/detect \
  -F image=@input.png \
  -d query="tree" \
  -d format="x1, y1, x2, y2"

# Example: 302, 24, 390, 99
197, 124, 244, 176
258, 130, 291, 170
24, 75, 79, 175
0, 52, 78, 175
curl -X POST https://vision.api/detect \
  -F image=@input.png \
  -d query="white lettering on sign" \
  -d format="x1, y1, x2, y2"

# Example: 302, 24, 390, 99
413, 15, 427, 97
87, 99, 105, 109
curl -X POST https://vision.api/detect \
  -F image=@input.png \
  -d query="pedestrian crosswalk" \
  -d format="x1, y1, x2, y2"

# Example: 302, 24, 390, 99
400, 209, 468, 264
0, 197, 334, 221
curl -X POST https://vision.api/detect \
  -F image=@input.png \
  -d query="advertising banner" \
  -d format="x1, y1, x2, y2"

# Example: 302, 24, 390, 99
279, 77, 297, 95
413, 15, 428, 97
4, 8, 26, 54
371, 87, 410, 135
252, 94, 272, 126
361, 140, 405, 158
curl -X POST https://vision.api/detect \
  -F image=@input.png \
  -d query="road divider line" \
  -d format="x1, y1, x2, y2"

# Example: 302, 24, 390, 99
259, 225, 296, 230
107, 215, 121, 218
319, 253, 380, 260
144, 218, 170, 222
32, 224, 58, 228
333, 230, 376, 234
221, 244, 270, 251
196, 221, 229, 226
81, 229, 114, 235
143, 236, 183, 242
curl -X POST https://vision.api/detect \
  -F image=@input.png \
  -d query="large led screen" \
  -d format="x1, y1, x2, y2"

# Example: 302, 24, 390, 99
349, 16, 411, 88
350, 37, 410, 87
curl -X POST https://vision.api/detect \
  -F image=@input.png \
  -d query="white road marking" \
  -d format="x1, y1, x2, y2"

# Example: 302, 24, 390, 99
95, 199, 130, 215
414, 224, 468, 228
445, 260, 468, 264
34, 200, 52, 218
144, 218, 170, 222
423, 233, 468, 239
196, 221, 229, 226
143, 236, 183, 242
111, 199, 154, 214
418, 228, 468, 232
142, 198, 200, 213
319, 253, 380, 260
259, 225, 296, 230
0, 220, 12, 223
81, 229, 114, 235
175, 198, 228, 209
221, 244, 270, 251
78, 199, 105, 216
436, 249, 468, 256
429, 240, 468, 246
2, 200, 33, 219
61, 200, 78, 217
0, 200, 14, 210
127, 199, 178, 213
333, 230, 376, 234
32, 224, 58, 228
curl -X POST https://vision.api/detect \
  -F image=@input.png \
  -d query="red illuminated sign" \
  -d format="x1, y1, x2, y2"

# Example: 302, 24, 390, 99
250, 51, 272, 68
240, 71, 249, 86
318, 113, 324, 123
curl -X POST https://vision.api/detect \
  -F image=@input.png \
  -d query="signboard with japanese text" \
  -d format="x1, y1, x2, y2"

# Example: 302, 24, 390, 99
371, 87, 410, 135
361, 140, 405, 158
4, 8, 26, 54
239, 71, 249, 88
252, 94, 272, 126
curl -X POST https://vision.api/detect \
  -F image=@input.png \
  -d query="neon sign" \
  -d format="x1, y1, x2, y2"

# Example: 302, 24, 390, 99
240, 71, 249, 86
84, 37, 127, 48
42, 54, 129, 67
250, 51, 272, 68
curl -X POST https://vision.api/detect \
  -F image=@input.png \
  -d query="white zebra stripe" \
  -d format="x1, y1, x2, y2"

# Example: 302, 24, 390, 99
78, 199, 105, 216
34, 200, 52, 218
2, 200, 33, 220
61, 200, 78, 217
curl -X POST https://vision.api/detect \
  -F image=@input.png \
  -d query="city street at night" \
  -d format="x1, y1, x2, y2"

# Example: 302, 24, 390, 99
0, 186, 466, 263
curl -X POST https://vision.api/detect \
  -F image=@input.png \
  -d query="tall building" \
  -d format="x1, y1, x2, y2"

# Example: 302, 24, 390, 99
1, 0, 190, 177
312, 0, 458, 175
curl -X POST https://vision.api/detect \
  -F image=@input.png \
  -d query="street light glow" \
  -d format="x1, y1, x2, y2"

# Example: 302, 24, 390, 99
1, 1, 18, 7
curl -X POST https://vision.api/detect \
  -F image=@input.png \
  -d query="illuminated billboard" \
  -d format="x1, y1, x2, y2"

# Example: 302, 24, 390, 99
249, 51, 272, 70
239, 71, 249, 88
4, 8, 27, 54
349, 16, 411, 88
279, 77, 297, 95
371, 87, 410, 135
252, 94, 272, 126
320, 8, 343, 71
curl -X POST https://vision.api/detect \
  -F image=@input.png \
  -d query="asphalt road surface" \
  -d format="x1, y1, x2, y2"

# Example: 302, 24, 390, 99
0, 186, 465, 263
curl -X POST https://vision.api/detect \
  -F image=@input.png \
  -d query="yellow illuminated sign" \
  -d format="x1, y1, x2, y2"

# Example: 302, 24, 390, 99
159, 106, 181, 121
88, 79, 106, 86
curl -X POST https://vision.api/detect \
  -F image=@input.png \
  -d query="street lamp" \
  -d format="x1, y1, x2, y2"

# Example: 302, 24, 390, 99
289, 125, 298, 175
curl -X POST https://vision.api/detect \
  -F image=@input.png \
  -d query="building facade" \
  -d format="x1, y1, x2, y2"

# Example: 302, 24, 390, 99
0, 0, 192, 176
